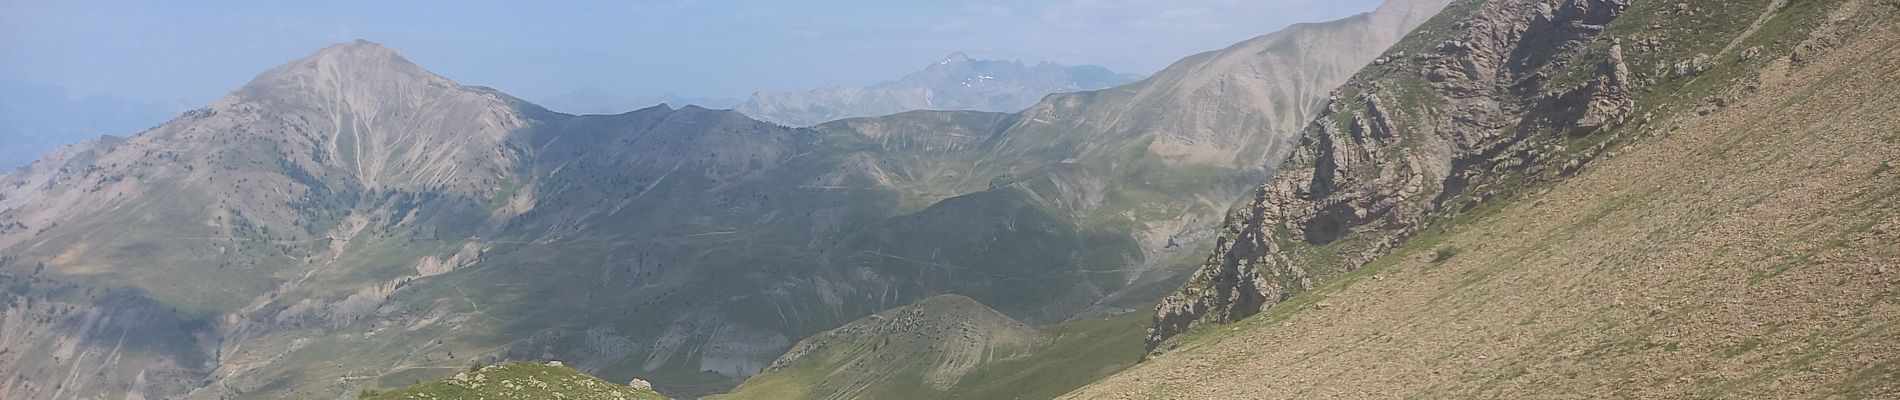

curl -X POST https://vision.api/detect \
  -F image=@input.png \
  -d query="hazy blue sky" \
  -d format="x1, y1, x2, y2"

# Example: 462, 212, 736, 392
1, 0, 1381, 106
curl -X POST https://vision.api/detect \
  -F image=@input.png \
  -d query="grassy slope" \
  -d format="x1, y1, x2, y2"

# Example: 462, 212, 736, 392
1065, 0, 1900, 398
361, 362, 669, 400
944, 311, 1148, 400
712, 295, 1148, 400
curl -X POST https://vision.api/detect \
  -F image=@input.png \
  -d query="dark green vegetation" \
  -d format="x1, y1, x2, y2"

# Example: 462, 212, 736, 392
361, 362, 669, 400
1429, 245, 1461, 263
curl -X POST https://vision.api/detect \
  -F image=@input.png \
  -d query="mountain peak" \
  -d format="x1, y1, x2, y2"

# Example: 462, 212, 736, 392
231, 39, 452, 104
202, 39, 532, 194
937, 52, 972, 65
283, 39, 421, 76
318, 39, 399, 56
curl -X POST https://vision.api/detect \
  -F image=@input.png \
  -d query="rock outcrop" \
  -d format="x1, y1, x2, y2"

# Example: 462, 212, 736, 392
362, 362, 670, 400
1068, 0, 1900, 395
1150, 0, 1642, 348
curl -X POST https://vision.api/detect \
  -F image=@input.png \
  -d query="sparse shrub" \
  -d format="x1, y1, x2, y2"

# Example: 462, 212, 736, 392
1431, 246, 1463, 263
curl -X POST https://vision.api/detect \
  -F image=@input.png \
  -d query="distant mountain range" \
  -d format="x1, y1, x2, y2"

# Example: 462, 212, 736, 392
2, 54, 1121, 173
733, 53, 1144, 126
538, 54, 1143, 127
537, 87, 740, 115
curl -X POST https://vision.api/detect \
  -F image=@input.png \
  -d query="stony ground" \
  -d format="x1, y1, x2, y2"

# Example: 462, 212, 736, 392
1064, 7, 1900, 399
361, 362, 669, 400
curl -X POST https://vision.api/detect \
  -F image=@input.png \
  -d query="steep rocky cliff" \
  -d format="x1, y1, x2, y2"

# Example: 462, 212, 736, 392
1149, 0, 1645, 348
1144, 7, 1900, 399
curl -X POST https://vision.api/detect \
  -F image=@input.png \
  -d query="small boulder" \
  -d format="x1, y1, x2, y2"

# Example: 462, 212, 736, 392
627, 378, 654, 390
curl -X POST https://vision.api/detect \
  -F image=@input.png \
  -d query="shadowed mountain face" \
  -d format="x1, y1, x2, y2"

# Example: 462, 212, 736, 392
733, 54, 1143, 127
0, 0, 1448, 397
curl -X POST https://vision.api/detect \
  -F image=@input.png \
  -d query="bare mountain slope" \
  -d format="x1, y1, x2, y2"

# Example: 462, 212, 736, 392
1078, 0, 1900, 397
225, 39, 537, 195
0, 39, 544, 320
0, 39, 553, 400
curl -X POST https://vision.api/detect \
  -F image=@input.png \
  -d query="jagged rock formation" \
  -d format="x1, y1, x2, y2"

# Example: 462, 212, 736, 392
1149, 0, 1644, 348
1070, 0, 1900, 395
733, 53, 1141, 127
1128, 1, 1900, 397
